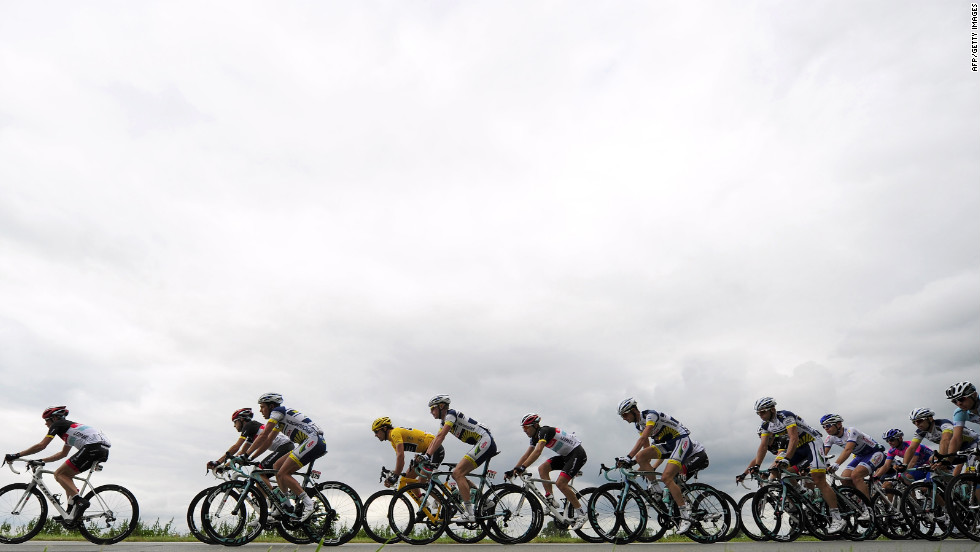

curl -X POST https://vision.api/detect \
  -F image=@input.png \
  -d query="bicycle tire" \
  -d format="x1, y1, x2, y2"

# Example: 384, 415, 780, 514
902, 480, 952, 541
587, 482, 647, 544
186, 486, 216, 544
0, 483, 48, 544
312, 480, 362, 546
389, 482, 448, 544
275, 484, 331, 545
736, 492, 767, 541
751, 483, 801, 542
798, 486, 841, 541
76, 484, 140, 545
444, 492, 488, 544
835, 486, 875, 541
684, 486, 731, 543
482, 484, 542, 544
200, 480, 267, 546
944, 472, 980, 542
361, 489, 402, 543
872, 487, 911, 540
573, 487, 604, 543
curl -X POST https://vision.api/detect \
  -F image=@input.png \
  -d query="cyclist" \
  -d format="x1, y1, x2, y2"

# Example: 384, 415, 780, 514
820, 414, 885, 516
210, 408, 294, 469
875, 428, 933, 485
3, 406, 110, 520
946, 381, 980, 458
904, 407, 978, 473
371, 416, 445, 488
617, 398, 708, 535
505, 413, 588, 529
251, 393, 327, 521
745, 397, 845, 534
422, 394, 497, 523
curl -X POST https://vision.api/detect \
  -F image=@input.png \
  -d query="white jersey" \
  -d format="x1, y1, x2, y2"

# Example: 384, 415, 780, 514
47, 420, 111, 449
268, 406, 323, 445
530, 426, 582, 456
823, 427, 884, 456
442, 409, 492, 445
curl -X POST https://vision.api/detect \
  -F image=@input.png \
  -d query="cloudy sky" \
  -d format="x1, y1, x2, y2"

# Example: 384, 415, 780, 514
1, 1, 977, 529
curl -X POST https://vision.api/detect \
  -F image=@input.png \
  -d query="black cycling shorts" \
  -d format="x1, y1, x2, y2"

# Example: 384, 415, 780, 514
545, 445, 588, 480
67, 444, 110, 472
258, 442, 294, 470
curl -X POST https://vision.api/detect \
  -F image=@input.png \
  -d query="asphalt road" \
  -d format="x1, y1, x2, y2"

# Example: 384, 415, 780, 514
2, 542, 980, 552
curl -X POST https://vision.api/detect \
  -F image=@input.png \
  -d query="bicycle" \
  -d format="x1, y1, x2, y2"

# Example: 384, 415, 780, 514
493, 469, 603, 543
588, 462, 730, 544
736, 467, 776, 541
865, 472, 912, 540
361, 466, 426, 544
201, 456, 362, 546
0, 458, 139, 545
186, 462, 244, 544
388, 452, 506, 544
900, 462, 954, 541
751, 465, 863, 542
942, 446, 980, 542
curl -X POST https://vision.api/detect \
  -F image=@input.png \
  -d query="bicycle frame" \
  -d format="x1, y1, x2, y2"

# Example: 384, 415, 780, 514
8, 460, 102, 519
413, 460, 498, 522
509, 472, 581, 522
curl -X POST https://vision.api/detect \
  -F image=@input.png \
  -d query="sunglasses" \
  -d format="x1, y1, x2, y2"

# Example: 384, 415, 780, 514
951, 396, 971, 404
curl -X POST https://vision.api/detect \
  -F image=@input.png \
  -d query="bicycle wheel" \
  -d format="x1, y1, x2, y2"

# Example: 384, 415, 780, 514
836, 486, 875, 541
684, 487, 732, 543
0, 483, 47, 544
798, 487, 841, 541
751, 484, 801, 542
737, 492, 767, 541
201, 480, 267, 546
311, 481, 362, 546
945, 472, 980, 542
389, 482, 448, 544
902, 480, 951, 541
77, 484, 139, 545
186, 486, 216, 544
482, 485, 542, 544
587, 482, 647, 544
573, 487, 604, 543
872, 487, 911, 540
361, 489, 401, 543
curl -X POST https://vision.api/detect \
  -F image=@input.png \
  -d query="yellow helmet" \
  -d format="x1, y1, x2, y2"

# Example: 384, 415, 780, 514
372, 417, 392, 432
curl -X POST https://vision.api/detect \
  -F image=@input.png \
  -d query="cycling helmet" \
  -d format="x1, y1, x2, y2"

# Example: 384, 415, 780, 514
909, 407, 934, 422
946, 381, 977, 401
617, 398, 637, 416
257, 392, 283, 405
232, 408, 253, 422
882, 428, 904, 441
372, 417, 392, 432
42, 406, 68, 419
521, 413, 541, 427
428, 394, 451, 407
819, 414, 843, 426
754, 397, 776, 412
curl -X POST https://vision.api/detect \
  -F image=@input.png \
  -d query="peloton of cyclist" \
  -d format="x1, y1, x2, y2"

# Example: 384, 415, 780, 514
745, 397, 845, 534
505, 413, 588, 529
820, 413, 885, 516
371, 416, 445, 488
3, 406, 111, 520
875, 428, 933, 485
422, 394, 497, 523
946, 381, 980, 457
617, 398, 708, 535
251, 393, 327, 521
905, 407, 979, 475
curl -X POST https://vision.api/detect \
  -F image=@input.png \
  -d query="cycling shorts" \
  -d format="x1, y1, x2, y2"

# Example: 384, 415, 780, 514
681, 450, 710, 478
846, 449, 885, 472
289, 435, 327, 467
545, 445, 588, 480
67, 443, 110, 472
463, 434, 497, 467
788, 440, 827, 473
650, 435, 697, 468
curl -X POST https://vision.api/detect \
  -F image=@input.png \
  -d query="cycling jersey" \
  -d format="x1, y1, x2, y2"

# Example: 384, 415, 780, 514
823, 427, 885, 457
633, 410, 706, 465
912, 418, 978, 446
47, 419, 111, 449
389, 427, 436, 454
760, 410, 822, 446
267, 406, 324, 445
886, 440, 933, 466
953, 407, 980, 428
441, 409, 492, 445
530, 426, 582, 456
758, 427, 789, 455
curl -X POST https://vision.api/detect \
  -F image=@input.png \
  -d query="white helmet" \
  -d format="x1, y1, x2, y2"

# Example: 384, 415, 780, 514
946, 381, 977, 401
617, 398, 637, 416
428, 394, 451, 407
909, 407, 934, 422
754, 397, 777, 412
258, 392, 283, 405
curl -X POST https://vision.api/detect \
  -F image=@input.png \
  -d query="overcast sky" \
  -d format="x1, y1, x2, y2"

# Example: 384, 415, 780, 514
1, 1, 977, 530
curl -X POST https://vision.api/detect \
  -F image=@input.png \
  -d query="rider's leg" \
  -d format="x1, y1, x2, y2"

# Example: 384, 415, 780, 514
537, 462, 555, 496
452, 457, 477, 503
660, 461, 685, 508
555, 472, 580, 509
53, 462, 81, 499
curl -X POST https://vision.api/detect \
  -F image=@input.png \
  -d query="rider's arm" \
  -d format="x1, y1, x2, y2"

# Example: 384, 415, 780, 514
748, 433, 769, 471
627, 424, 653, 460
834, 441, 856, 468
902, 439, 920, 467
519, 442, 546, 470
217, 437, 247, 463
937, 428, 953, 456
249, 421, 279, 458
512, 445, 535, 472
780, 424, 800, 464
12, 435, 55, 458
948, 426, 964, 456
425, 425, 451, 457
874, 457, 893, 478
392, 442, 406, 475
40, 444, 71, 464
